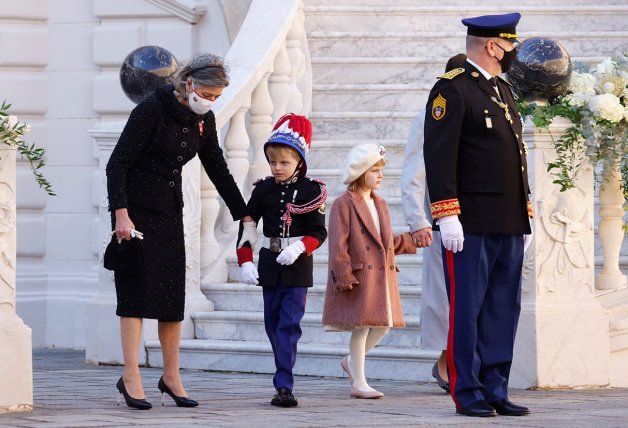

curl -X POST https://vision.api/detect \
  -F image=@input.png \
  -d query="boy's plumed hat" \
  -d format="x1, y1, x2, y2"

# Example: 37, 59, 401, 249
264, 113, 312, 176
343, 143, 386, 185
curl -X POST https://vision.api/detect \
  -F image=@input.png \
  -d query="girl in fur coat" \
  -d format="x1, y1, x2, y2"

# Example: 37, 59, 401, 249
322, 143, 418, 399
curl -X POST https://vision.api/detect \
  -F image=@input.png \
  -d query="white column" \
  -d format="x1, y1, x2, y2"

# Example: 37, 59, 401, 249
269, 42, 291, 123
85, 123, 133, 365
595, 164, 627, 291
181, 156, 212, 339
286, 1, 306, 114
200, 173, 223, 279
0, 144, 33, 413
218, 105, 251, 237
511, 117, 610, 388
249, 72, 274, 186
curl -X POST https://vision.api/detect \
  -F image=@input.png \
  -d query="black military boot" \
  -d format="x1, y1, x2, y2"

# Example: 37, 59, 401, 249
271, 388, 298, 407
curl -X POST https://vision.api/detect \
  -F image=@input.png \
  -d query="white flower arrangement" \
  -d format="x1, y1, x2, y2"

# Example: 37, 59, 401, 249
521, 53, 627, 203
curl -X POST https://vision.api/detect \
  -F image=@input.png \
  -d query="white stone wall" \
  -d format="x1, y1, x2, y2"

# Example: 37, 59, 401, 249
2, 0, 238, 349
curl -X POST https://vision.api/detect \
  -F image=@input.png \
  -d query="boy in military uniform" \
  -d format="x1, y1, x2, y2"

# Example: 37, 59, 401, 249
423, 13, 533, 418
236, 114, 327, 408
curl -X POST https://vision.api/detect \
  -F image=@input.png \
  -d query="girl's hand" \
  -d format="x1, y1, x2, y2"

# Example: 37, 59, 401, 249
411, 227, 433, 248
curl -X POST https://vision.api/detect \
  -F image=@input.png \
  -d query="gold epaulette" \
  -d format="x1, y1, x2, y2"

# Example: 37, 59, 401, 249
438, 68, 465, 80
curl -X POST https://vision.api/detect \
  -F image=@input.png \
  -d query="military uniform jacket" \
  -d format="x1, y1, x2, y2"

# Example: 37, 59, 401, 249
106, 84, 247, 220
244, 175, 327, 288
423, 62, 532, 234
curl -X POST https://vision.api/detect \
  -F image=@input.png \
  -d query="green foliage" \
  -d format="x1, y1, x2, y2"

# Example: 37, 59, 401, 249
0, 100, 55, 196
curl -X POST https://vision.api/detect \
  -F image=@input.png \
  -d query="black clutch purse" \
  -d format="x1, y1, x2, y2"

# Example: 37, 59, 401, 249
103, 235, 143, 271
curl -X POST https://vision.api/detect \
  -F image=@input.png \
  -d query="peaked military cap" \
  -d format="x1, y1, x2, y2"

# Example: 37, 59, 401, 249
461, 12, 521, 41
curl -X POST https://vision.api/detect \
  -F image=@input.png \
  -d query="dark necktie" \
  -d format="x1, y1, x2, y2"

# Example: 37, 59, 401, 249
489, 77, 502, 100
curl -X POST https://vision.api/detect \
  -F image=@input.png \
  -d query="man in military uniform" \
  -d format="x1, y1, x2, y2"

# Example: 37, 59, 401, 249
423, 13, 533, 417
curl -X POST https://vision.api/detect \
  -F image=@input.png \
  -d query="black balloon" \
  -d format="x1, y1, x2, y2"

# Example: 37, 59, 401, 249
507, 37, 572, 100
120, 46, 178, 104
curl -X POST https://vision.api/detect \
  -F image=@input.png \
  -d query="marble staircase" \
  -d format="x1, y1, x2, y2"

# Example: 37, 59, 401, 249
147, 0, 628, 383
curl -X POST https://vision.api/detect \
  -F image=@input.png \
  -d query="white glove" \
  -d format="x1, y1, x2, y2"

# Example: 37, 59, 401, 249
276, 240, 306, 266
238, 221, 258, 249
240, 261, 259, 285
438, 215, 464, 253
523, 220, 533, 253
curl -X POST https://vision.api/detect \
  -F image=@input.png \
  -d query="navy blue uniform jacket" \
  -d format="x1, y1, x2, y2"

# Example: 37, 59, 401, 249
423, 62, 532, 234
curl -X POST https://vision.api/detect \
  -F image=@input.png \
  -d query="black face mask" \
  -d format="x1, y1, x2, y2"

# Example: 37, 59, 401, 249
494, 42, 517, 73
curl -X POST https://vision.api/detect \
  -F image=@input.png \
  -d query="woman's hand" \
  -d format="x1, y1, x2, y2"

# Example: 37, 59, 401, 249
115, 208, 135, 241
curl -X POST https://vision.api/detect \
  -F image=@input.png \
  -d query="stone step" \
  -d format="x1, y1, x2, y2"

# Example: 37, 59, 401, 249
192, 310, 422, 347
307, 30, 628, 58
307, 139, 407, 169
147, 339, 440, 382
311, 56, 456, 85
200, 283, 422, 315
311, 55, 608, 85
309, 167, 404, 198
306, 0, 628, 8
305, 5, 628, 33
312, 83, 430, 112
311, 111, 416, 139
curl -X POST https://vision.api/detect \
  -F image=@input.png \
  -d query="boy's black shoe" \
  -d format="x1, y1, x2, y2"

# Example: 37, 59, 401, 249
271, 388, 298, 407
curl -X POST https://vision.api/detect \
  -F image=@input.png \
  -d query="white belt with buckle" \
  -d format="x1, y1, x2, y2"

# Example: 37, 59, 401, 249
262, 236, 304, 253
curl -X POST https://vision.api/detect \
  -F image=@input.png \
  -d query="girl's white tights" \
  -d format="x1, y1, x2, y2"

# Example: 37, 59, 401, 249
349, 327, 390, 392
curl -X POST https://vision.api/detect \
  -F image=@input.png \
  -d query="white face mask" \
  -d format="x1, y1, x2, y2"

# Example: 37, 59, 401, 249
187, 82, 214, 114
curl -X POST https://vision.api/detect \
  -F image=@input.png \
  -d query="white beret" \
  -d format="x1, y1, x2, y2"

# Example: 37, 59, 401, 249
342, 143, 386, 185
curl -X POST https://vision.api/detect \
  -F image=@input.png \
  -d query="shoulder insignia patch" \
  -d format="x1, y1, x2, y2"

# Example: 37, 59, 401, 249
253, 175, 272, 185
438, 67, 465, 80
431, 93, 447, 121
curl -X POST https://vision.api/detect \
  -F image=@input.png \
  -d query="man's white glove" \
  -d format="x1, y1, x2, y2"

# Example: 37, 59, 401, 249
523, 220, 533, 253
240, 261, 259, 285
238, 221, 258, 249
438, 215, 464, 253
276, 240, 306, 265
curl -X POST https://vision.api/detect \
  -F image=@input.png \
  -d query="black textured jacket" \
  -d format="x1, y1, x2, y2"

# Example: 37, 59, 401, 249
240, 175, 327, 288
423, 62, 532, 234
106, 85, 247, 220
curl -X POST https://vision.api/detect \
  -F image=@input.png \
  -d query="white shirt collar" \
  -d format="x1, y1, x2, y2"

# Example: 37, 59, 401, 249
466, 58, 493, 82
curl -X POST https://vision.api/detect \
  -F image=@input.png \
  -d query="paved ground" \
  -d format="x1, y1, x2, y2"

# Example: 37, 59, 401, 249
0, 349, 627, 427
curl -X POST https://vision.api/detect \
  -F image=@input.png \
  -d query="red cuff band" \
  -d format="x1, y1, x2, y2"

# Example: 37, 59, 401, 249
430, 198, 461, 220
301, 236, 320, 256
236, 246, 253, 265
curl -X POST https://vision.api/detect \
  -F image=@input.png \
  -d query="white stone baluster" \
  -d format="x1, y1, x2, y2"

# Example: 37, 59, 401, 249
269, 42, 291, 123
200, 172, 221, 278
181, 156, 212, 339
511, 117, 609, 388
0, 144, 33, 413
595, 164, 627, 290
286, 1, 306, 114
249, 71, 274, 186
218, 104, 251, 236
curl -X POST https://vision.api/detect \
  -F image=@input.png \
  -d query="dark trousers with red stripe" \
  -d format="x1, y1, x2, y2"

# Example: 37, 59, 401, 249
441, 233, 523, 409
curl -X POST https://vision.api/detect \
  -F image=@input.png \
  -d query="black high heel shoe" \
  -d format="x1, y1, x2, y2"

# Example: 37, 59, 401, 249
116, 377, 152, 410
158, 376, 199, 407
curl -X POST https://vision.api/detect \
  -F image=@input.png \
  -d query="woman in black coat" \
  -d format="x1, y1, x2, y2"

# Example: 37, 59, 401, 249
106, 52, 257, 409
